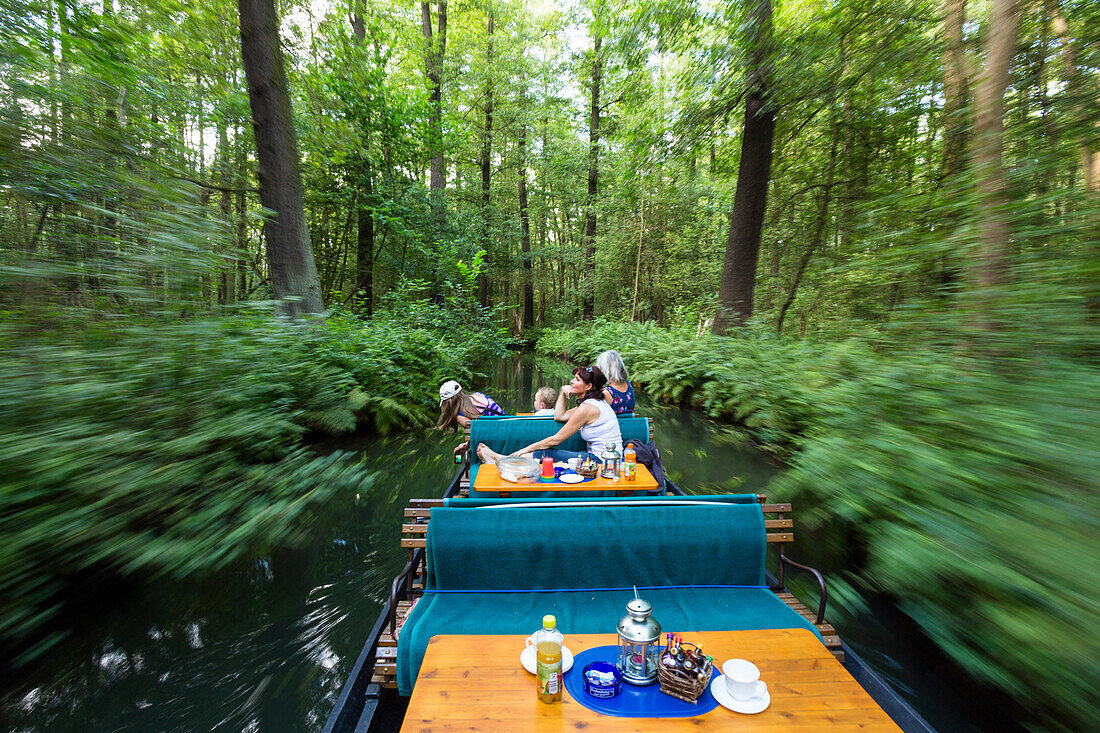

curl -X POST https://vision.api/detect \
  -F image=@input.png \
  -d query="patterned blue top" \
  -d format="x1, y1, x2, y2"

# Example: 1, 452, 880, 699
604, 382, 635, 415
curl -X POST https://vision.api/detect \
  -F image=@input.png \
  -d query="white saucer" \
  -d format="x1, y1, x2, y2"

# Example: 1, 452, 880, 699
711, 676, 770, 714
520, 645, 574, 674
558, 473, 585, 484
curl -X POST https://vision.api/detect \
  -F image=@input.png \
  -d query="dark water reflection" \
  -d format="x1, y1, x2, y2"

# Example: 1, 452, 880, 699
0, 427, 456, 732
0, 353, 1025, 732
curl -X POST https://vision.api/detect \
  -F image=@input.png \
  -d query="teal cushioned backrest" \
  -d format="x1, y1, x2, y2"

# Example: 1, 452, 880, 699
445, 493, 759, 508
469, 416, 582, 457
468, 415, 650, 476
426, 503, 765, 590
618, 416, 649, 444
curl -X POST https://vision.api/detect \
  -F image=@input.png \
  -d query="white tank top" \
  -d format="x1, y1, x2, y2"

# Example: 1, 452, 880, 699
579, 398, 623, 454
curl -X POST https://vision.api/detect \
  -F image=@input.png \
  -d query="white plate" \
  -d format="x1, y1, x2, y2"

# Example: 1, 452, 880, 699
558, 473, 585, 484
711, 676, 770, 714
520, 645, 574, 675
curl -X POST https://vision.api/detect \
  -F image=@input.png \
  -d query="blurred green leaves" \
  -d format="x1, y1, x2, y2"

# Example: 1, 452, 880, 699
542, 321, 1100, 730
0, 294, 508, 666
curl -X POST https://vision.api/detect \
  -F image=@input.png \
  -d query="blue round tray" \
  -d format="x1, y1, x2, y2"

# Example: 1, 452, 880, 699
563, 645, 719, 717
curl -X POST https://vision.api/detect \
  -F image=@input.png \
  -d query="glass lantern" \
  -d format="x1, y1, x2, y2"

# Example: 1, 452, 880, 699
600, 442, 622, 479
616, 596, 661, 685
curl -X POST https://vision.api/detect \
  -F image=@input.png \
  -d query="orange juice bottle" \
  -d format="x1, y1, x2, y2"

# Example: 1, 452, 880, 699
535, 614, 563, 703
623, 442, 636, 481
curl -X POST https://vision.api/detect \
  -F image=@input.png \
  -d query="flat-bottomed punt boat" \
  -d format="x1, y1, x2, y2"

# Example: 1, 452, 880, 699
324, 416, 934, 732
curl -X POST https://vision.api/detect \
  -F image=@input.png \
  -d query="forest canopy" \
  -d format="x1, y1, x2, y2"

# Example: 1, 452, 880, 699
1, 0, 1096, 332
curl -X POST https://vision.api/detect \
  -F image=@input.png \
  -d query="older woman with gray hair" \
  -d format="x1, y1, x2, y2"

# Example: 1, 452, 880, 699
595, 350, 635, 415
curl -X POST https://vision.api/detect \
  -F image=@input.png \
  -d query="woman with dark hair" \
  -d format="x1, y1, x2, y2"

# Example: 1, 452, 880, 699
476, 365, 622, 465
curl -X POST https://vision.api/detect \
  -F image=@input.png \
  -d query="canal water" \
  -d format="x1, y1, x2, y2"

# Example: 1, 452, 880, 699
0, 354, 1026, 732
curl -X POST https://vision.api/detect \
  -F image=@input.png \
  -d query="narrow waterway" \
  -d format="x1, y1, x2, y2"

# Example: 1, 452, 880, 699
0, 354, 1026, 732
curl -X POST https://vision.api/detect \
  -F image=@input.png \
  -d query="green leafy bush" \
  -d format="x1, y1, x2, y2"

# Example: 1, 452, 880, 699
315, 300, 510, 432
541, 321, 1100, 730
0, 303, 509, 662
0, 312, 375, 661
538, 320, 870, 453
778, 357, 1100, 731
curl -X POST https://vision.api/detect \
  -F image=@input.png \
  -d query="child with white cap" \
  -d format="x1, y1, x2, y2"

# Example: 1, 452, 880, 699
438, 380, 506, 431
438, 380, 507, 459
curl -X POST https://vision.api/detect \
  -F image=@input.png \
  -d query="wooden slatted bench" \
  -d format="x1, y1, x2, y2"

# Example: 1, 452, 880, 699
372, 494, 840, 689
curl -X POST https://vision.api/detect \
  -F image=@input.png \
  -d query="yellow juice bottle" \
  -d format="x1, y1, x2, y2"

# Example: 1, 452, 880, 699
535, 614, 563, 703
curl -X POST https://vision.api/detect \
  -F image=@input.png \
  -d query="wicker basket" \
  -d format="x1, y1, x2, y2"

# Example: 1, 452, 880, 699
657, 642, 713, 704
575, 459, 600, 479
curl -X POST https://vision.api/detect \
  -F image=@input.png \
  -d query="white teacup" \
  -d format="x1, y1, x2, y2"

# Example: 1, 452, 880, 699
567, 457, 580, 471
722, 659, 767, 701
525, 633, 538, 648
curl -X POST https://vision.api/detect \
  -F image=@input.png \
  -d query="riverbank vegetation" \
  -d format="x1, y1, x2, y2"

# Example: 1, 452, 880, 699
0, 179, 508, 662
540, 320, 1099, 730
1, 295, 507, 664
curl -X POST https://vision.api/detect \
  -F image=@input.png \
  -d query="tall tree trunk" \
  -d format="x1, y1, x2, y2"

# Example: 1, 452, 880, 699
967, 0, 1019, 330
1046, 0, 1096, 193
518, 94, 533, 329
238, 0, 323, 315
941, 0, 969, 180
351, 0, 365, 41
713, 0, 774, 335
236, 132, 249, 296
630, 183, 643, 321
352, 2, 375, 318
478, 9, 494, 309
423, 1, 446, 217
56, 0, 70, 145
219, 121, 235, 305
838, 38, 856, 252
560, 205, 571, 303
357, 185, 375, 318
583, 33, 602, 319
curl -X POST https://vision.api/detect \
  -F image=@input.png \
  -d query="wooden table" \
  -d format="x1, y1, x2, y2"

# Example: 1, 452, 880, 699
401, 629, 900, 732
472, 464, 659, 495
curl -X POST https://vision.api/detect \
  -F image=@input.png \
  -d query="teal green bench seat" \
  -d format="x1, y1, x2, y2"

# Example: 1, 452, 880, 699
395, 500, 823, 695
467, 415, 652, 497
443, 493, 761, 507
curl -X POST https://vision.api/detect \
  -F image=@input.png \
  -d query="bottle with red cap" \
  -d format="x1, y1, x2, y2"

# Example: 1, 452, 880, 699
623, 442, 636, 481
